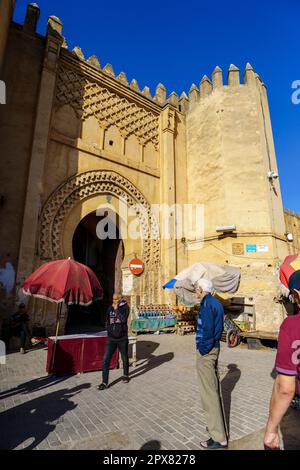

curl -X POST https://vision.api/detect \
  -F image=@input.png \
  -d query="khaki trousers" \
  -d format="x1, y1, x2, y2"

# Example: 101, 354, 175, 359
196, 347, 227, 443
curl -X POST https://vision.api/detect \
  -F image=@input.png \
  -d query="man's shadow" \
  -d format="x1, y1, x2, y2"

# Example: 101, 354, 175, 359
0, 383, 90, 450
109, 340, 174, 387
140, 440, 161, 450
0, 375, 70, 400
221, 363, 241, 436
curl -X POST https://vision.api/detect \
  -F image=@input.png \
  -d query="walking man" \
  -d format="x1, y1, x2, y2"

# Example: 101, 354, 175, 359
194, 278, 228, 450
98, 293, 130, 390
264, 270, 300, 450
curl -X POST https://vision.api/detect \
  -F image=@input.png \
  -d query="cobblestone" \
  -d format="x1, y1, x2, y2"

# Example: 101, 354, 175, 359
0, 335, 278, 450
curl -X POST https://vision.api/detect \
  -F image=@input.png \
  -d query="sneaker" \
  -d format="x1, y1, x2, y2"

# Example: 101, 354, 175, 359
20, 348, 25, 354
122, 376, 130, 383
97, 383, 108, 390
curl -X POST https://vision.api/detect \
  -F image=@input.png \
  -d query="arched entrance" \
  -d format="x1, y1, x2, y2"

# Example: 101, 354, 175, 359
65, 211, 124, 333
38, 170, 162, 334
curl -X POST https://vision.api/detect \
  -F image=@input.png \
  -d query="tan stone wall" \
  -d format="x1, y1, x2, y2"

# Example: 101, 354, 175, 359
184, 67, 288, 332
186, 80, 285, 239
174, 110, 189, 273
0, 0, 15, 74
284, 209, 300, 254
0, 23, 44, 315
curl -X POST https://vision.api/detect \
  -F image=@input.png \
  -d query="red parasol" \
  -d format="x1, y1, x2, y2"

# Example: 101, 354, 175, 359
22, 258, 103, 306
22, 258, 103, 373
279, 254, 300, 289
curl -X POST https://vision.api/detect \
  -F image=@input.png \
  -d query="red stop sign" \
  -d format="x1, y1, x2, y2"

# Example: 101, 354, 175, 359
129, 258, 144, 275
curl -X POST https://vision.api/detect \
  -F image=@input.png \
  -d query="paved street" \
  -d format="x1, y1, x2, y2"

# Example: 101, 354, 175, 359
0, 334, 298, 450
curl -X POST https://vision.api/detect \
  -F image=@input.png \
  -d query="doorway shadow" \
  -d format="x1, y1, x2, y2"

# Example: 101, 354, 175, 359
0, 383, 91, 449
221, 363, 241, 436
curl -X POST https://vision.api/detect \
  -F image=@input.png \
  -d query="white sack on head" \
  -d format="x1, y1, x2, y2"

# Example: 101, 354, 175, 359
194, 278, 214, 293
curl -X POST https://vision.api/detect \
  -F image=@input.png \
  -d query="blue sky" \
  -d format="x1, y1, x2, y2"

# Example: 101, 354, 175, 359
13, 0, 300, 212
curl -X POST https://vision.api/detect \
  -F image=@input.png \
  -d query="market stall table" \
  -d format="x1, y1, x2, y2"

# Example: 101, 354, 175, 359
46, 331, 118, 375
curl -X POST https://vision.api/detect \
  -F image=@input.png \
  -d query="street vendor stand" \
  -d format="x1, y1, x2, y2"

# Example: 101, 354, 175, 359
47, 332, 137, 374
46, 331, 118, 375
131, 305, 177, 334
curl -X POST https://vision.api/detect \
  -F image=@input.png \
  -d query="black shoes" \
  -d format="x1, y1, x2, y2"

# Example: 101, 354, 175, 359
98, 377, 130, 390
98, 383, 108, 390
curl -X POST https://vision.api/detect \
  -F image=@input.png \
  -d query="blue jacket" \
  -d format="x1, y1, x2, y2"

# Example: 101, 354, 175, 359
196, 294, 224, 355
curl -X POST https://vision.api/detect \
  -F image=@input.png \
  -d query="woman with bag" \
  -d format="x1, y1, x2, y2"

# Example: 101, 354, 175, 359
98, 293, 130, 390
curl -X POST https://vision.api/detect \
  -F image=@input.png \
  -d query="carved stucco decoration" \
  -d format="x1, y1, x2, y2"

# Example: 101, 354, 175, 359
55, 66, 160, 150
39, 170, 160, 268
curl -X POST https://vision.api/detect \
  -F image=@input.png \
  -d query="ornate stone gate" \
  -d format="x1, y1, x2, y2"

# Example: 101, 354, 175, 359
38, 170, 161, 304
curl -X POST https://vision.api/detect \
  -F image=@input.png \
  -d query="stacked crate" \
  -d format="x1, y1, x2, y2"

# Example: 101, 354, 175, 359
174, 306, 197, 335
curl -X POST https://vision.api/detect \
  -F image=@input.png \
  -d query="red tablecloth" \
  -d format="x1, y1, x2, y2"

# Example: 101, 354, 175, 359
46, 333, 118, 375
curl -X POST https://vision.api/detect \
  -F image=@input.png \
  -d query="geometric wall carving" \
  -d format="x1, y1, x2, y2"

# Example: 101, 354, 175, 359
39, 170, 160, 269
55, 66, 160, 150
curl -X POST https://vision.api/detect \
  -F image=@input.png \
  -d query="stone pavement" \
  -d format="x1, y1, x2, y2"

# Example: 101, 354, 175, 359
0, 334, 298, 450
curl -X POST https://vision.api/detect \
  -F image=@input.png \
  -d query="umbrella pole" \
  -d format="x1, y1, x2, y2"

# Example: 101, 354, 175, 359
55, 302, 62, 337
51, 303, 62, 374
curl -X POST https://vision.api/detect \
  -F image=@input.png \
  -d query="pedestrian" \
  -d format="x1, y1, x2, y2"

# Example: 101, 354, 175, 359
264, 269, 300, 450
194, 278, 228, 450
4, 302, 30, 354
98, 293, 130, 390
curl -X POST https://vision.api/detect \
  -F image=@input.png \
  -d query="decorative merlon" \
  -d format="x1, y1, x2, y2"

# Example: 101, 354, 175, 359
103, 63, 115, 77
213, 65, 222, 73
130, 79, 140, 92
228, 64, 240, 86
188, 83, 199, 104
168, 91, 179, 108
179, 92, 189, 112
47, 15, 63, 36
72, 46, 84, 60
189, 83, 198, 93
154, 83, 166, 105
212, 66, 223, 88
244, 62, 256, 86
200, 75, 212, 97
87, 55, 101, 70
229, 63, 240, 72
142, 86, 152, 99
24, 3, 40, 33
117, 72, 129, 85
180, 91, 188, 100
